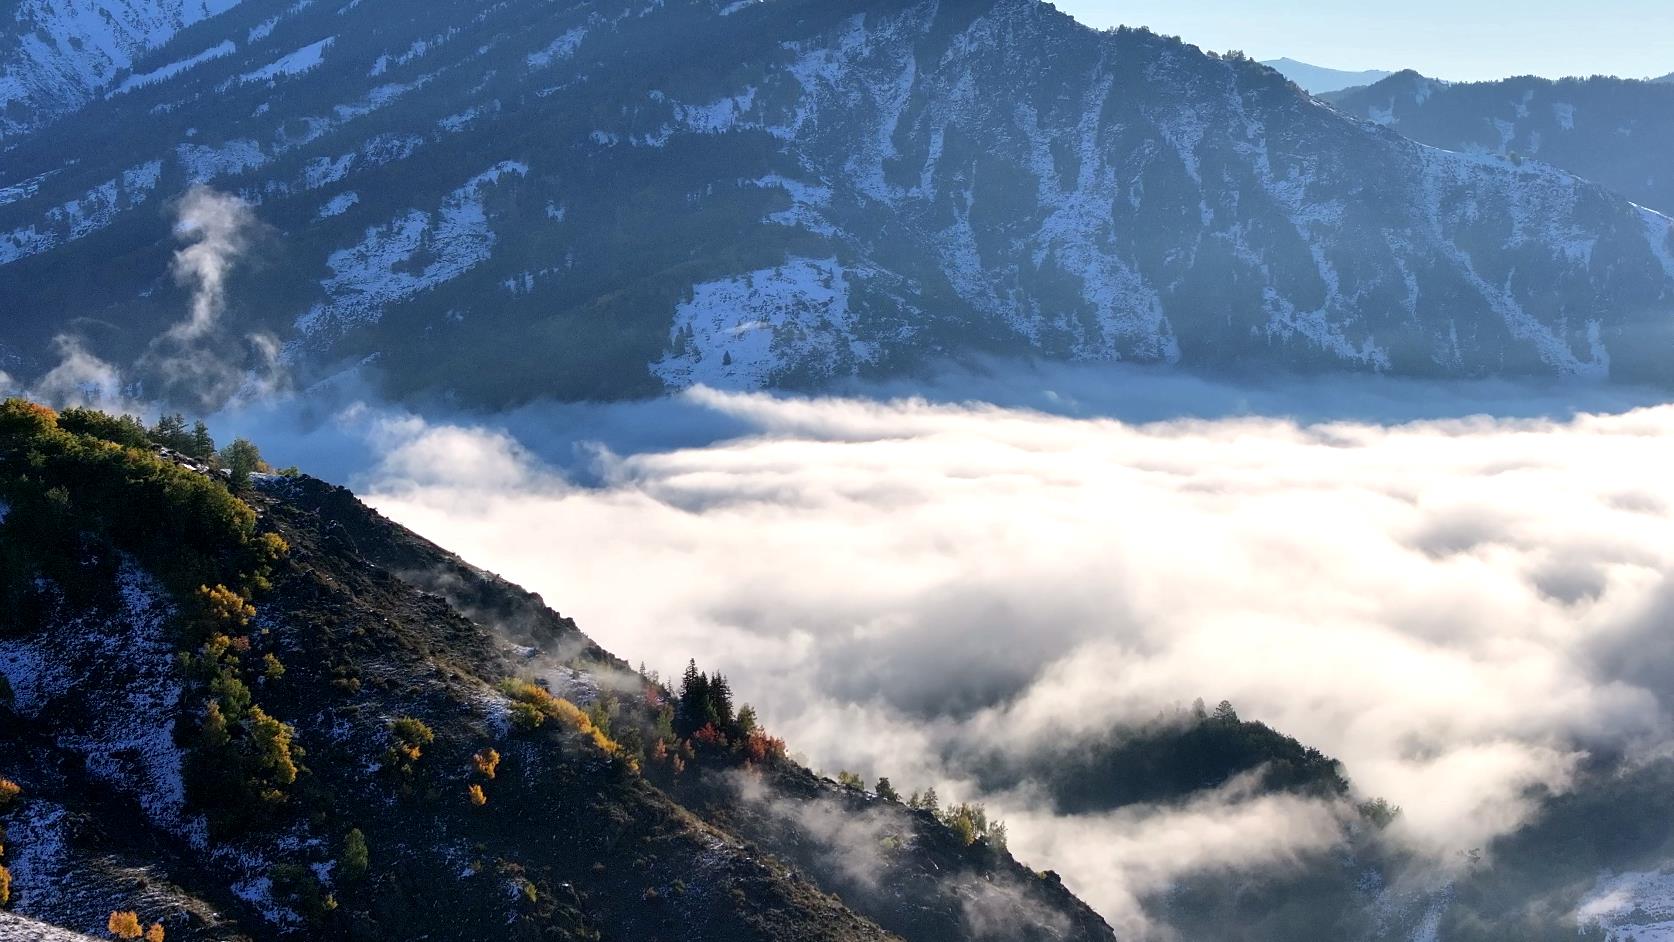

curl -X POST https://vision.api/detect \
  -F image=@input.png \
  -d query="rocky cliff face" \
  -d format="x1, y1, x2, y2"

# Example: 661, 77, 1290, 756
0, 0, 1671, 404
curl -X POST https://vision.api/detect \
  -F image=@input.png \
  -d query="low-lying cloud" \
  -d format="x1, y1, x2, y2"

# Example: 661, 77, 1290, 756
3, 186, 275, 411
199, 373, 1674, 935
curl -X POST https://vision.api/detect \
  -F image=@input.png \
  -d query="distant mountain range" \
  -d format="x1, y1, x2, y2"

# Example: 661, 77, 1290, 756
0, 0, 1671, 409
1328, 70, 1674, 216
1260, 57, 1393, 94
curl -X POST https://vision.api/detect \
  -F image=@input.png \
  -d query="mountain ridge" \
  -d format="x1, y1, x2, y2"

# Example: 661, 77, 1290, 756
0, 0, 1671, 406
1328, 69, 1674, 217
1260, 57, 1394, 94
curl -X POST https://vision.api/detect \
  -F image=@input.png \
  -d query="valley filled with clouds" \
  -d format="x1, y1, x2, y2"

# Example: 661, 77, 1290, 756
223, 375, 1674, 935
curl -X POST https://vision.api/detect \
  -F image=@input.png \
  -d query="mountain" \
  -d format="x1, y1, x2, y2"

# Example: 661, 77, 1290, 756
1328, 70, 1674, 216
1259, 57, 1393, 94
0, 0, 1672, 406
0, 399, 1115, 942
0, 0, 248, 142
1653, 71, 1674, 84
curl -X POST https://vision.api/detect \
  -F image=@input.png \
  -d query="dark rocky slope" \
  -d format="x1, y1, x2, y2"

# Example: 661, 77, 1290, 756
0, 400, 1115, 941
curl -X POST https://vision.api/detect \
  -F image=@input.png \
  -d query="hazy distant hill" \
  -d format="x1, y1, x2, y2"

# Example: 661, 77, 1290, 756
1330, 70, 1674, 216
1260, 57, 1393, 94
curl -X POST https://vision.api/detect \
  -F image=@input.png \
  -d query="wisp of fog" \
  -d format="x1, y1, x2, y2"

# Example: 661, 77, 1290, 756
235, 378, 1674, 936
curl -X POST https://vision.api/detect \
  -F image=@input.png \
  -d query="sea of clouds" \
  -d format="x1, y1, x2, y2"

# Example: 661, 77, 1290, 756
199, 370, 1674, 936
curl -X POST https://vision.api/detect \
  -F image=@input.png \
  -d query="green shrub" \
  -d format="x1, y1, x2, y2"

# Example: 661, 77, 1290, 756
341, 828, 369, 882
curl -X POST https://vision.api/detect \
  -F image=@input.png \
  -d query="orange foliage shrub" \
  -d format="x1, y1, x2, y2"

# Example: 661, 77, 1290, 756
693, 723, 726, 747
472, 748, 500, 779
0, 778, 20, 809
145, 923, 165, 942
499, 681, 628, 761
196, 584, 254, 628
744, 730, 786, 763
467, 784, 487, 806
0, 863, 11, 906
108, 911, 143, 939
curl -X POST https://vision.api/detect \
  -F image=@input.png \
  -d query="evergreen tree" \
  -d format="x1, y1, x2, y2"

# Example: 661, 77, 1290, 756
189, 421, 216, 459
875, 776, 900, 802
221, 438, 265, 491
709, 673, 734, 728
149, 413, 191, 450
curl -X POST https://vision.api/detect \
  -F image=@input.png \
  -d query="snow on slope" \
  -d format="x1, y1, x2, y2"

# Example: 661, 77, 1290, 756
295, 161, 529, 337
0, 0, 247, 137
0, 913, 103, 942
0, 562, 189, 834
652, 257, 875, 389
110, 38, 234, 95
1580, 868, 1674, 941
239, 36, 334, 85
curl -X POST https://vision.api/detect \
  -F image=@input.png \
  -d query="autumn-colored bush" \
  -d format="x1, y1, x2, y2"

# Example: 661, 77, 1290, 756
387, 716, 435, 776
472, 748, 500, 779
246, 706, 300, 797
108, 911, 143, 939
0, 863, 11, 906
0, 778, 20, 810
500, 680, 629, 761
692, 723, 726, 747
196, 584, 255, 631
467, 784, 487, 806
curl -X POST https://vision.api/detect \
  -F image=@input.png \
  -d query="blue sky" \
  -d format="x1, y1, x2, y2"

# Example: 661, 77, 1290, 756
1053, 0, 1674, 82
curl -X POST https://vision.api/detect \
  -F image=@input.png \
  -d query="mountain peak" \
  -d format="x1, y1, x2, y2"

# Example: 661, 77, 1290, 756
1259, 56, 1395, 93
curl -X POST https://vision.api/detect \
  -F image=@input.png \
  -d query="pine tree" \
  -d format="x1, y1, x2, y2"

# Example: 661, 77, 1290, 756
341, 829, 369, 881
875, 777, 900, 802
149, 414, 191, 450
189, 421, 216, 459
709, 673, 734, 728
221, 438, 265, 491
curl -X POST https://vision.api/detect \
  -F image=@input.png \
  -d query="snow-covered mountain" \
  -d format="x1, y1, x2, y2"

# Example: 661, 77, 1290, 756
1328, 70, 1674, 216
0, 0, 247, 142
0, 0, 1672, 406
1260, 57, 1393, 94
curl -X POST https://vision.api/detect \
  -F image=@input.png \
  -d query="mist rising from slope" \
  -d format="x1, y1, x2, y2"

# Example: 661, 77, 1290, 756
212, 369, 1674, 935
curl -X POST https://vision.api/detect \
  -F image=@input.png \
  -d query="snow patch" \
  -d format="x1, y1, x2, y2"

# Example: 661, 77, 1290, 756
112, 40, 236, 95
297, 162, 528, 335
317, 191, 359, 219
1553, 101, 1576, 131
652, 257, 875, 390
240, 37, 334, 84
527, 27, 586, 69
1580, 868, 1674, 940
